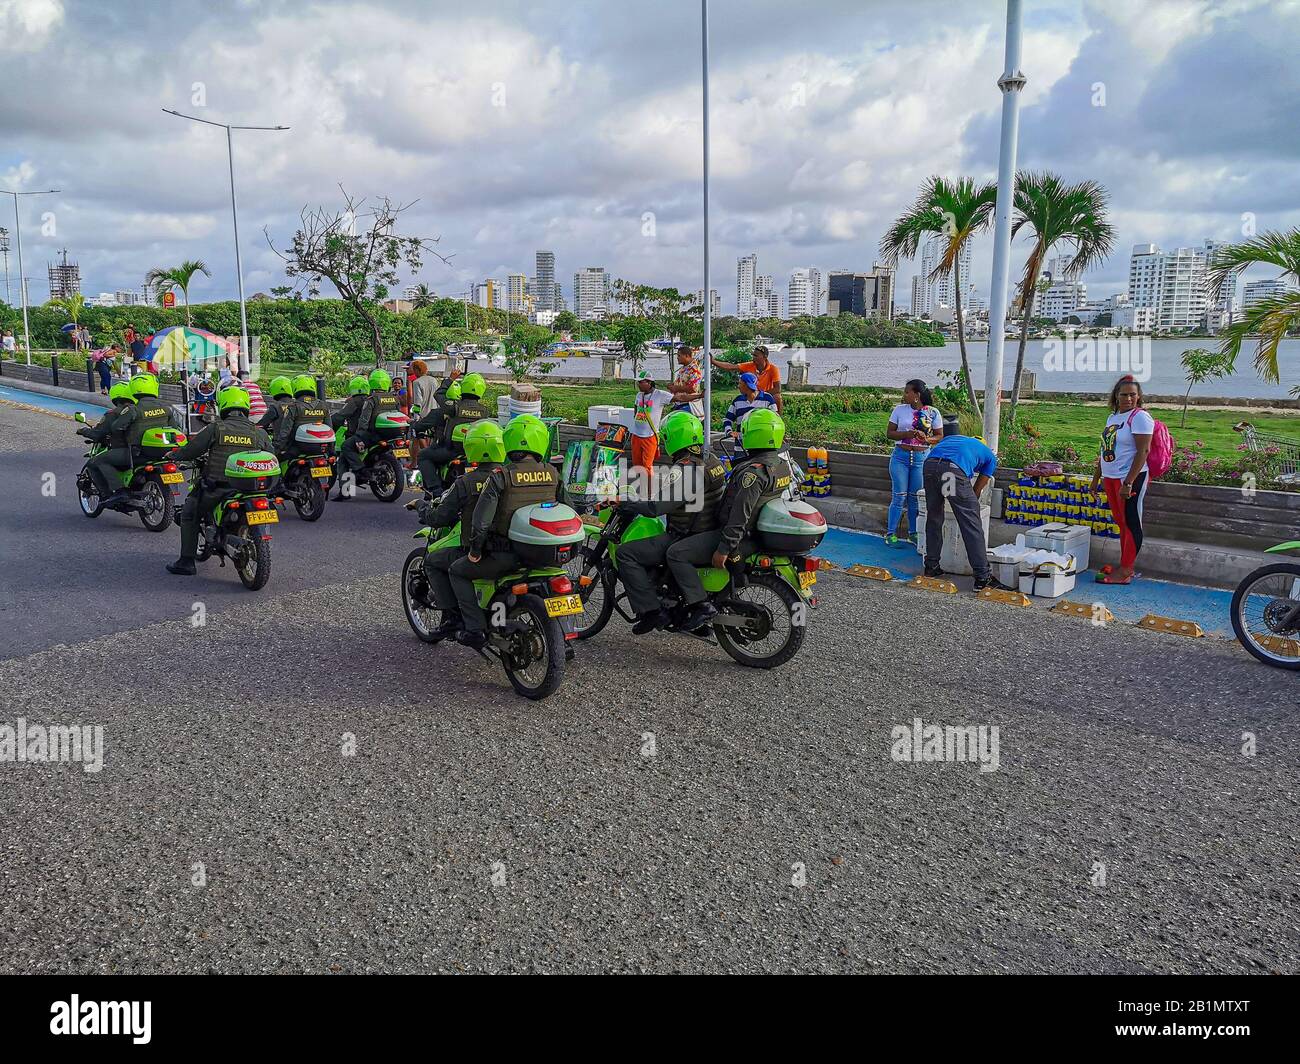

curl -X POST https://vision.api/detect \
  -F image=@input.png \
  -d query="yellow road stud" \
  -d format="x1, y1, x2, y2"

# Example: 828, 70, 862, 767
1136, 613, 1205, 638
844, 564, 892, 581
910, 575, 958, 594
977, 587, 1031, 606
1052, 600, 1115, 623
1254, 634, 1300, 656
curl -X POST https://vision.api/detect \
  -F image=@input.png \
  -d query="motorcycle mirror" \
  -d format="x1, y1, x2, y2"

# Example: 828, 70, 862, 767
74, 411, 86, 423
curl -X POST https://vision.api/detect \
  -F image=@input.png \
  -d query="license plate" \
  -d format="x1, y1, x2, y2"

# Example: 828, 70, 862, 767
246, 510, 279, 526
798, 570, 817, 589
545, 593, 583, 617
391, 448, 411, 458
310, 466, 332, 478
160, 472, 184, 485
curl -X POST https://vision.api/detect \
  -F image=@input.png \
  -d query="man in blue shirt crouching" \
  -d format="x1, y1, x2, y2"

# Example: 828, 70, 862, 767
922, 417, 1010, 592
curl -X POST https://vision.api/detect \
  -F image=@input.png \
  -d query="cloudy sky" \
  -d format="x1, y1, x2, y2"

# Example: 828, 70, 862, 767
1, 0, 1295, 311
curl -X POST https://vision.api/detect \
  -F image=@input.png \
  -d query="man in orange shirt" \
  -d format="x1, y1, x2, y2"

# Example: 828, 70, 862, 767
711, 344, 782, 413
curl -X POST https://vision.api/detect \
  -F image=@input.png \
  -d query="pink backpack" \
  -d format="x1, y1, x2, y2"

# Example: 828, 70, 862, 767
1130, 409, 1173, 479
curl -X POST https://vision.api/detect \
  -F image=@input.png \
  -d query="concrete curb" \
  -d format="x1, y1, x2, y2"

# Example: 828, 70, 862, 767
0, 378, 112, 410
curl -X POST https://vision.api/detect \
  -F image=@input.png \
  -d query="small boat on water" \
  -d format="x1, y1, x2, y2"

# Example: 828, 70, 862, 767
752, 336, 788, 352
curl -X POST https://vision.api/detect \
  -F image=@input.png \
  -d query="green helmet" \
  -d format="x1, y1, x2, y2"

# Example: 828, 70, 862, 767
660, 410, 704, 456
348, 375, 371, 396
268, 375, 293, 399
130, 373, 159, 398
463, 419, 506, 465
460, 372, 486, 399
108, 381, 135, 405
216, 386, 251, 415
368, 368, 392, 391
741, 407, 785, 451
502, 413, 548, 460
291, 373, 317, 397
446, 381, 462, 401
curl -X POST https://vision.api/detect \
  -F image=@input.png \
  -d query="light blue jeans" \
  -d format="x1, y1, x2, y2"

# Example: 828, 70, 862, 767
887, 447, 928, 535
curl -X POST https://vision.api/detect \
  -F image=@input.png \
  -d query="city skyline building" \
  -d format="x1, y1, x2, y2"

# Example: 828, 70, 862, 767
534, 250, 555, 313
573, 266, 610, 319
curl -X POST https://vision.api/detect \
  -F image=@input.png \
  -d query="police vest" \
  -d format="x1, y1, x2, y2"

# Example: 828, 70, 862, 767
104, 407, 132, 449
718, 450, 788, 526
490, 457, 558, 536
292, 400, 330, 431
445, 396, 494, 445
364, 391, 399, 432
666, 451, 728, 537
457, 463, 497, 532
127, 397, 172, 449
204, 415, 272, 482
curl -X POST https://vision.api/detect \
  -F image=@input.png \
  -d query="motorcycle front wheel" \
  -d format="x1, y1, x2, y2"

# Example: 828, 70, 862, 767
401, 547, 441, 643
1231, 562, 1300, 670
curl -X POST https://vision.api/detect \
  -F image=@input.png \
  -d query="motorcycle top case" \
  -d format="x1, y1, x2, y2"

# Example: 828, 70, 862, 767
294, 423, 336, 445
374, 411, 411, 439
508, 501, 586, 566
755, 498, 827, 553
139, 426, 187, 454
223, 449, 281, 482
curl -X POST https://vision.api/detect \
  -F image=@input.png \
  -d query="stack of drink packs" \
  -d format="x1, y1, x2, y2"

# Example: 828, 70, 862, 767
1002, 474, 1120, 539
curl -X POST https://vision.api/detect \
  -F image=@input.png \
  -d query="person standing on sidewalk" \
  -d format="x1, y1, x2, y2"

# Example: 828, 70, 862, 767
922, 417, 1007, 592
1091, 374, 1153, 585
630, 371, 674, 487
885, 378, 943, 546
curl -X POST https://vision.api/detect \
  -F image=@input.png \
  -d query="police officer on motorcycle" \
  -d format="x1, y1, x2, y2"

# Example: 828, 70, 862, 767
79, 381, 137, 503
330, 374, 371, 497
258, 375, 297, 454
449, 414, 558, 649
279, 373, 332, 461
416, 372, 492, 493
666, 407, 791, 632
409, 419, 505, 642
164, 387, 275, 576
615, 411, 727, 634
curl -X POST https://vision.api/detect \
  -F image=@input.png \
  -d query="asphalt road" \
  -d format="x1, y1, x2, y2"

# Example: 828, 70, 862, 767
1, 399, 1297, 974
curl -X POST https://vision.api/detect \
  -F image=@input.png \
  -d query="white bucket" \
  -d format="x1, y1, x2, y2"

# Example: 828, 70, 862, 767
507, 396, 542, 420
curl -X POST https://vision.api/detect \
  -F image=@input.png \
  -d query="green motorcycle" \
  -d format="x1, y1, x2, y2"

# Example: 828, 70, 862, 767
180, 448, 282, 591
400, 502, 586, 700
1231, 538, 1300, 670
564, 498, 826, 669
335, 412, 410, 503
73, 413, 187, 532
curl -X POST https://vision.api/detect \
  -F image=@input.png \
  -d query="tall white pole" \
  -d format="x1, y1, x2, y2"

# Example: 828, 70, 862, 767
12, 195, 30, 366
701, 0, 713, 451
226, 124, 251, 376
981, 0, 1026, 454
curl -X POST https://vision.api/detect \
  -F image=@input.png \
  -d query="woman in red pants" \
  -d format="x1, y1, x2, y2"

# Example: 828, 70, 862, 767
1091, 375, 1153, 584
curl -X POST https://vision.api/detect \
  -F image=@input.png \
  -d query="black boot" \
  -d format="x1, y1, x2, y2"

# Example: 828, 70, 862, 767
457, 628, 489, 650
166, 557, 197, 576
430, 610, 463, 642
631, 608, 669, 636
679, 601, 718, 632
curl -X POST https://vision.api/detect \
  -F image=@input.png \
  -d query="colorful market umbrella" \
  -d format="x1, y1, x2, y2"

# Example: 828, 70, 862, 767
143, 326, 239, 373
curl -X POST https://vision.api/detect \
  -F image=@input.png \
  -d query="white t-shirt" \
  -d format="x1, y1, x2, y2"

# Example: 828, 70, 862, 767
2, 335, 15, 353
1100, 408, 1155, 479
888, 403, 942, 450
631, 388, 673, 438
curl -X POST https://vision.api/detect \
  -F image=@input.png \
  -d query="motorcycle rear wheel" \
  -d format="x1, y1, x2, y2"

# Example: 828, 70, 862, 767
294, 477, 327, 521
235, 521, 272, 591
500, 593, 566, 700
137, 478, 173, 532
714, 572, 806, 669
1231, 562, 1300, 670
369, 455, 403, 503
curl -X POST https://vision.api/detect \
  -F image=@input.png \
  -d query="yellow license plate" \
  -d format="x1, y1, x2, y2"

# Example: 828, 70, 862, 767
160, 472, 184, 484
798, 570, 817, 589
391, 448, 410, 458
545, 593, 583, 617
310, 466, 332, 478
245, 510, 279, 526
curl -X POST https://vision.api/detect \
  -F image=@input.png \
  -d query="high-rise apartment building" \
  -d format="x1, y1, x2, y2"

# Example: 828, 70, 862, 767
827, 266, 894, 319
473, 279, 502, 309
48, 249, 81, 300
912, 235, 970, 316
573, 267, 610, 319
1041, 281, 1088, 322
507, 273, 527, 314
1243, 277, 1295, 310
534, 251, 555, 313
1127, 240, 1228, 330
737, 253, 758, 319
788, 268, 822, 317
692, 288, 721, 317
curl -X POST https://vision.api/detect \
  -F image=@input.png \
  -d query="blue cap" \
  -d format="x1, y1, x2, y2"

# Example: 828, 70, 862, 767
739, 372, 758, 389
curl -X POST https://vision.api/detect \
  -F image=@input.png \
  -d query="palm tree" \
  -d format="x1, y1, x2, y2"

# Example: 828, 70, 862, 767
409, 283, 435, 309
880, 176, 996, 416
1007, 173, 1115, 424
1208, 229, 1300, 385
146, 259, 211, 325
48, 292, 86, 324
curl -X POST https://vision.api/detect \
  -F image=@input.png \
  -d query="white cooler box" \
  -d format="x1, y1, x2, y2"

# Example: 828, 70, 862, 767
1024, 522, 1091, 573
1017, 549, 1078, 598
986, 543, 1035, 588
915, 493, 991, 576
587, 405, 635, 431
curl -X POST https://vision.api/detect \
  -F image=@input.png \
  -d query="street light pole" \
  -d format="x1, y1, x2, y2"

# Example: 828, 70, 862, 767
981, 0, 1026, 454
700, 0, 713, 452
0, 188, 60, 366
163, 109, 288, 377
0, 226, 10, 306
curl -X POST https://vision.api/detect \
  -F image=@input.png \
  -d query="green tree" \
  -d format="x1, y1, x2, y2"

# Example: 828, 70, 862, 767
1178, 348, 1234, 427
409, 283, 435, 309
47, 292, 86, 325
1208, 229, 1300, 385
1007, 173, 1115, 423
145, 260, 212, 326
879, 176, 997, 416
552, 310, 579, 334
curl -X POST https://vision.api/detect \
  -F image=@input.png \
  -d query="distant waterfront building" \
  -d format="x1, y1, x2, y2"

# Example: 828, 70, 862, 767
48, 249, 81, 300
788, 268, 822, 317
737, 253, 758, 319
1243, 277, 1296, 310
691, 288, 721, 317
534, 251, 555, 313
1127, 240, 1226, 330
553, 283, 566, 312
911, 236, 970, 318
827, 266, 894, 319
506, 273, 527, 314
573, 266, 610, 319
1041, 280, 1087, 322
473, 279, 502, 309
